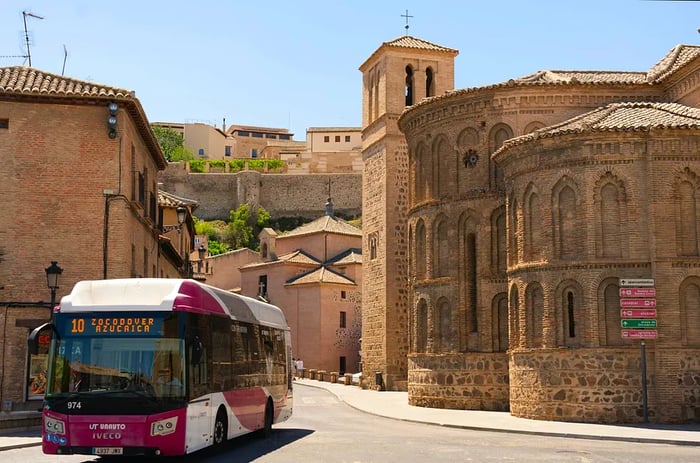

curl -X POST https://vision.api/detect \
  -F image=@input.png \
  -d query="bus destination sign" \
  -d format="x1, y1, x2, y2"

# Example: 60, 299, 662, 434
67, 315, 163, 336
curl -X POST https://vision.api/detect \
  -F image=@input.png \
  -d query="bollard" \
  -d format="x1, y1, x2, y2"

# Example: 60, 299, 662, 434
375, 371, 384, 391
344, 373, 352, 385
330, 372, 338, 383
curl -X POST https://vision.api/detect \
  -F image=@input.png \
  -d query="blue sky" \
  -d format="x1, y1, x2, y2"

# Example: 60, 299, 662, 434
2, 1, 700, 138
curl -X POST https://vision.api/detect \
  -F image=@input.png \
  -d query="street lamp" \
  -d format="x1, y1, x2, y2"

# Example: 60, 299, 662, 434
45, 261, 63, 322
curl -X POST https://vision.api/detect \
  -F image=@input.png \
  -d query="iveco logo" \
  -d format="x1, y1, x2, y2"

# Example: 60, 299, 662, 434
92, 432, 121, 439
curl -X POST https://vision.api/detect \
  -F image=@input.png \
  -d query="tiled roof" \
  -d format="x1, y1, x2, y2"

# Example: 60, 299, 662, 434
0, 66, 135, 98
286, 267, 356, 286
327, 248, 362, 266
512, 70, 648, 85
647, 44, 700, 82
497, 102, 700, 152
383, 36, 459, 54
158, 190, 199, 210
240, 250, 319, 269
281, 214, 362, 238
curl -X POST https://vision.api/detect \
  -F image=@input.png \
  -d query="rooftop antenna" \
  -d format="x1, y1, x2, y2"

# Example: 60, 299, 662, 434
22, 10, 44, 67
61, 44, 68, 75
401, 9, 413, 35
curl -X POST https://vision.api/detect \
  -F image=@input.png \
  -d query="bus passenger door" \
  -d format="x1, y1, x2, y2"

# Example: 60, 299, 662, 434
186, 396, 211, 453
186, 334, 212, 453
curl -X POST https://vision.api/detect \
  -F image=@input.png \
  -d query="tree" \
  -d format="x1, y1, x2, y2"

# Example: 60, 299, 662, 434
152, 126, 194, 161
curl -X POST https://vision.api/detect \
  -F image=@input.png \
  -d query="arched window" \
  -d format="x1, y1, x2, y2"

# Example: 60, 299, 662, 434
524, 186, 540, 261
437, 297, 453, 351
509, 195, 519, 266
600, 183, 622, 257
435, 219, 450, 277
554, 182, 579, 260
679, 181, 699, 256
415, 220, 427, 279
600, 281, 629, 346
492, 294, 508, 352
415, 144, 431, 202
416, 299, 428, 352
261, 243, 268, 259
526, 284, 544, 348
492, 207, 506, 274
435, 137, 455, 199
405, 65, 414, 106
680, 278, 700, 346
509, 285, 521, 349
425, 67, 434, 97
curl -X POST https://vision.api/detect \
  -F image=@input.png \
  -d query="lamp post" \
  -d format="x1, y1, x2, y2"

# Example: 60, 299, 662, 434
176, 206, 187, 277
45, 261, 63, 323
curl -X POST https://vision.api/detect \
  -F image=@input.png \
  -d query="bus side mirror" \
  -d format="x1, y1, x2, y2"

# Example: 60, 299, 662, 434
190, 336, 202, 366
28, 322, 59, 355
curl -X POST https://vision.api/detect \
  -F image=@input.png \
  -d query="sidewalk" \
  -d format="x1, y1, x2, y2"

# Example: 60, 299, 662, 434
2, 379, 699, 452
296, 378, 700, 446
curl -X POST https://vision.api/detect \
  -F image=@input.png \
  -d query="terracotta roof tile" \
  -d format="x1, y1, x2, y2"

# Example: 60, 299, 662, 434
383, 36, 459, 54
647, 44, 700, 82
281, 215, 362, 238
327, 248, 362, 265
0, 66, 135, 99
158, 190, 199, 209
286, 267, 356, 286
496, 102, 700, 153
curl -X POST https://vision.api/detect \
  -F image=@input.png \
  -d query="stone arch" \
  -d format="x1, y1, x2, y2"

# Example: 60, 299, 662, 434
509, 283, 522, 349
594, 172, 628, 259
414, 142, 430, 203
491, 205, 506, 275
508, 193, 519, 267
457, 127, 480, 150
523, 121, 545, 134
552, 176, 582, 260
492, 293, 508, 352
433, 214, 451, 278
489, 123, 512, 191
433, 135, 457, 199
523, 182, 542, 261
554, 279, 586, 347
525, 282, 545, 348
435, 296, 454, 352
415, 219, 427, 280
405, 65, 414, 106
415, 297, 429, 353
425, 66, 435, 97
679, 276, 700, 346
597, 277, 632, 346
459, 212, 479, 345
674, 167, 700, 256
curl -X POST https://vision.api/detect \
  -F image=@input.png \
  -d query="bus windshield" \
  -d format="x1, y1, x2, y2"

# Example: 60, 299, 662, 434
47, 312, 186, 403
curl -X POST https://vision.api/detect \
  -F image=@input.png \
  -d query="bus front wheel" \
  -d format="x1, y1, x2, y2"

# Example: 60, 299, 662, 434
213, 408, 228, 446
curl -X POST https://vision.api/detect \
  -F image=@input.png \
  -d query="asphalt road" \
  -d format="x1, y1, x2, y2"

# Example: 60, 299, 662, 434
4, 384, 700, 462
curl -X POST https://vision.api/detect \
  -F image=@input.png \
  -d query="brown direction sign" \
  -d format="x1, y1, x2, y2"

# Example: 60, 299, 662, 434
620, 309, 657, 318
621, 329, 658, 339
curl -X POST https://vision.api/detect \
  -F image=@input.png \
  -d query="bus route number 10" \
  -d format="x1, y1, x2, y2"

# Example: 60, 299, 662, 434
71, 318, 86, 334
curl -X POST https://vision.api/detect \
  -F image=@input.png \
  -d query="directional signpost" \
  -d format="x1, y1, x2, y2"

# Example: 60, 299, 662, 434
619, 278, 656, 423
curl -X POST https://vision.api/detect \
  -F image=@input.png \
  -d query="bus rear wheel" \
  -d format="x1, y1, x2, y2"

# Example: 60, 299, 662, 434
262, 399, 274, 437
213, 409, 228, 446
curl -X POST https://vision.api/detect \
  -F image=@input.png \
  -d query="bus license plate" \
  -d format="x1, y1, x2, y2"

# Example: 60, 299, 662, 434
94, 447, 123, 455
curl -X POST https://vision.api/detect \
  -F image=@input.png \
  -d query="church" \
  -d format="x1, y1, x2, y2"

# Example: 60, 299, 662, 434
359, 34, 700, 423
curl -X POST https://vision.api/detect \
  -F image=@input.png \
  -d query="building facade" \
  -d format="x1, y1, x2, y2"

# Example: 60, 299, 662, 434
239, 200, 362, 375
0, 67, 193, 413
384, 40, 700, 423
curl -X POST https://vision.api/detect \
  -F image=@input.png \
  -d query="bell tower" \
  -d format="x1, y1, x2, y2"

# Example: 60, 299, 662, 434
359, 35, 458, 390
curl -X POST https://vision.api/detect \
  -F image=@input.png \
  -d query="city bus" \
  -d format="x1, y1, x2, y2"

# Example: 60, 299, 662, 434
28, 278, 293, 457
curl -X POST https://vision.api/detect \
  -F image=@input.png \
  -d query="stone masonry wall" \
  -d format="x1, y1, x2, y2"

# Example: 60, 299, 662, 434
408, 352, 510, 410
158, 162, 362, 221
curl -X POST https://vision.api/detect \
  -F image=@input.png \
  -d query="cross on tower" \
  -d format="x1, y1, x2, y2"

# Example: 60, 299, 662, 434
401, 9, 413, 34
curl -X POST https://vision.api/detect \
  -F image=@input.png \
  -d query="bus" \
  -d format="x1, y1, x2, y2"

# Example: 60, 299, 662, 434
28, 278, 293, 457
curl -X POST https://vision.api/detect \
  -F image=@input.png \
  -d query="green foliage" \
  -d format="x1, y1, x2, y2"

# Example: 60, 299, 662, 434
226, 204, 254, 249
152, 126, 194, 161
229, 159, 246, 171
189, 159, 206, 173
209, 160, 226, 169
256, 207, 271, 229
206, 240, 230, 256
228, 159, 284, 172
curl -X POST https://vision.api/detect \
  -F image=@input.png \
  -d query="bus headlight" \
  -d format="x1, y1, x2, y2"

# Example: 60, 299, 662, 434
45, 417, 66, 435
150, 416, 178, 436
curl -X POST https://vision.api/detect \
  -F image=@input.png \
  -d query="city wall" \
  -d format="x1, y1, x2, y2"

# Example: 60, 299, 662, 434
158, 162, 362, 221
